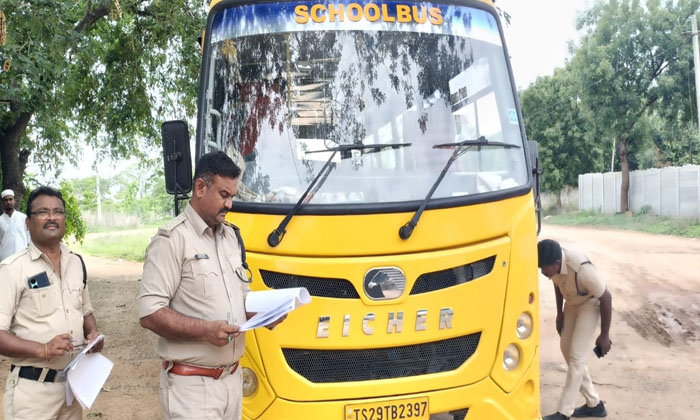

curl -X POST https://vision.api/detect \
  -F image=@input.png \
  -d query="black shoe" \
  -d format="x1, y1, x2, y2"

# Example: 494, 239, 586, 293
543, 413, 569, 420
572, 401, 607, 418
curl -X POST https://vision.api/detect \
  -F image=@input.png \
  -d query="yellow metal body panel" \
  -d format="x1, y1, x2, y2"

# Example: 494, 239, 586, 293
226, 193, 540, 419
243, 348, 540, 420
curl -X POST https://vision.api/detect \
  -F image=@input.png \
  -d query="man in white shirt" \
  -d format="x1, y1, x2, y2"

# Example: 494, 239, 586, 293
0, 189, 31, 262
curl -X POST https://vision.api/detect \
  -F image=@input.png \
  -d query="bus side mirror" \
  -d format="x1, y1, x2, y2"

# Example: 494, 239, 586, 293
527, 140, 542, 235
162, 120, 192, 215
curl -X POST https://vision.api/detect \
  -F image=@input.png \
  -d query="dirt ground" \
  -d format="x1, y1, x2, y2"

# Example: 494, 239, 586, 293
1, 224, 699, 419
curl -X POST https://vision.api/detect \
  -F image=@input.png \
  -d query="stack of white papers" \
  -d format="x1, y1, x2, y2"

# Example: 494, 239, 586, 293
240, 287, 311, 331
61, 335, 114, 409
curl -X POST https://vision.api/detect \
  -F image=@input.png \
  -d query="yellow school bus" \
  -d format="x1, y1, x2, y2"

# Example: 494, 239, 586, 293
176, 0, 541, 418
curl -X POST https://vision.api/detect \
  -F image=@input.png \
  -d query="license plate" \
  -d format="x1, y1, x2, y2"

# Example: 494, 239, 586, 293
345, 397, 429, 420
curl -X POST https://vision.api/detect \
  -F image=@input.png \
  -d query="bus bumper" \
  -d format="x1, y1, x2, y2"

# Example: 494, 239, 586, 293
244, 348, 540, 420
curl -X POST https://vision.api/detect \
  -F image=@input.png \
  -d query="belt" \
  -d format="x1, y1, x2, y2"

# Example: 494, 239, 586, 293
11, 365, 59, 383
163, 361, 239, 380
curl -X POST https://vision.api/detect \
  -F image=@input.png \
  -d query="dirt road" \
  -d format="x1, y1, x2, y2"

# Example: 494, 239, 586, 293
538, 224, 700, 419
1, 224, 698, 419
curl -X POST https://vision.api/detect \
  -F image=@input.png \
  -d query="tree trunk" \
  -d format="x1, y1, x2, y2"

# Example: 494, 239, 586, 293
618, 135, 630, 213
556, 190, 562, 214
0, 107, 34, 208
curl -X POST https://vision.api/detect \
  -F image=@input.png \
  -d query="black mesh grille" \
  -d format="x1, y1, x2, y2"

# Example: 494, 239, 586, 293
282, 333, 480, 383
410, 256, 496, 295
260, 269, 359, 299
435, 409, 468, 420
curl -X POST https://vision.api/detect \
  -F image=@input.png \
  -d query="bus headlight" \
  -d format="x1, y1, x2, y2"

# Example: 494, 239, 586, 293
503, 344, 520, 371
241, 367, 258, 397
516, 312, 533, 339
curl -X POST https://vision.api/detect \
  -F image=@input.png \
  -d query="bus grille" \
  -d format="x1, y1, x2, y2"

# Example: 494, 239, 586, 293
282, 333, 480, 383
410, 256, 496, 295
259, 269, 359, 298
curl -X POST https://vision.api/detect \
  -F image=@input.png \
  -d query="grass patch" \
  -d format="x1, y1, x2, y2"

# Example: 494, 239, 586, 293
545, 211, 700, 238
74, 228, 157, 262
85, 220, 166, 234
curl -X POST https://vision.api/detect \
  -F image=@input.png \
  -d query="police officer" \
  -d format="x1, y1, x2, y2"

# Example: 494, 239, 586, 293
538, 239, 612, 420
138, 151, 284, 420
0, 186, 103, 420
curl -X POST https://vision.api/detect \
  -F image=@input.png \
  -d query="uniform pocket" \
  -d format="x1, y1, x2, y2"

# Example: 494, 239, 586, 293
66, 283, 84, 311
27, 284, 59, 317
191, 259, 219, 298
167, 374, 207, 418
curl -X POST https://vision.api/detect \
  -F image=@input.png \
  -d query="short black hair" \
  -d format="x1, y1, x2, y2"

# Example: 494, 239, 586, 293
27, 186, 66, 217
538, 239, 562, 267
193, 151, 241, 185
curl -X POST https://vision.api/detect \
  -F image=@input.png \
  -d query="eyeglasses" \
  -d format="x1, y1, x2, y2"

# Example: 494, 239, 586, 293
30, 208, 66, 219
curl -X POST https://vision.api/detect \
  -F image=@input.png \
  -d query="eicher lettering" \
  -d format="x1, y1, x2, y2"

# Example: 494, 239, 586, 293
317, 308, 454, 338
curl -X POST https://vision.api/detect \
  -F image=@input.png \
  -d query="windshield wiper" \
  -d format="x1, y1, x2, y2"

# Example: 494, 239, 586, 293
268, 142, 412, 247
398, 136, 521, 240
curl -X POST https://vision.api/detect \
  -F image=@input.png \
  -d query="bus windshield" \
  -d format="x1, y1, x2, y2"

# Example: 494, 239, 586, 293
203, 1, 528, 207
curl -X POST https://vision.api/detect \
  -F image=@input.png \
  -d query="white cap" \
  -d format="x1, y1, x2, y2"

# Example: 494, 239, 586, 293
1, 189, 14, 199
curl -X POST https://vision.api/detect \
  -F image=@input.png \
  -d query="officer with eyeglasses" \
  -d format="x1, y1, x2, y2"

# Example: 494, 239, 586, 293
0, 189, 31, 262
0, 186, 104, 420
138, 151, 286, 420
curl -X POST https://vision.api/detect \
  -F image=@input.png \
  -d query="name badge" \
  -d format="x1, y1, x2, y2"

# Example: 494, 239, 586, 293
195, 254, 209, 260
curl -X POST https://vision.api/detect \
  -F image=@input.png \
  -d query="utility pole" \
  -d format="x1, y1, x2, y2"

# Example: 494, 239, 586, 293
611, 138, 616, 172
96, 173, 102, 224
691, 14, 700, 164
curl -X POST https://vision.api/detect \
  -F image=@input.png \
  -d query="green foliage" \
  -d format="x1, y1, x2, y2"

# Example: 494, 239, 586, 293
545, 211, 700, 238
520, 68, 604, 194
638, 204, 653, 215
520, 0, 700, 210
59, 181, 87, 243
0, 0, 206, 174
570, 0, 700, 179
69, 157, 172, 220
74, 228, 156, 262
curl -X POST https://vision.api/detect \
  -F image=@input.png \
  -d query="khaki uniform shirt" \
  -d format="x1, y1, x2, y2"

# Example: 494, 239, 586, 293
0, 243, 94, 370
138, 204, 250, 368
551, 248, 606, 306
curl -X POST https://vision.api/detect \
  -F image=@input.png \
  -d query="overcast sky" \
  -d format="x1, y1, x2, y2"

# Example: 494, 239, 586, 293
498, 0, 593, 90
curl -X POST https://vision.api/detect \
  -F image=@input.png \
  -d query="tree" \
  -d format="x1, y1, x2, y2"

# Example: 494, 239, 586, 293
570, 0, 700, 212
0, 0, 207, 205
520, 68, 603, 212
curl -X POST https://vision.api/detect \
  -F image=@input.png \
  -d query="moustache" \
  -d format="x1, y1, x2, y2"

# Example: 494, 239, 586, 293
219, 207, 231, 214
43, 222, 60, 229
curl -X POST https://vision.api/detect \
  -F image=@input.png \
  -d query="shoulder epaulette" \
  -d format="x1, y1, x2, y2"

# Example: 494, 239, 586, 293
0, 248, 29, 266
222, 219, 237, 230
157, 213, 187, 237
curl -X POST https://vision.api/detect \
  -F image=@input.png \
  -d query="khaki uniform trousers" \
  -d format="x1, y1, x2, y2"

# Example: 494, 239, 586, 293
3, 367, 82, 420
557, 298, 601, 416
159, 366, 243, 420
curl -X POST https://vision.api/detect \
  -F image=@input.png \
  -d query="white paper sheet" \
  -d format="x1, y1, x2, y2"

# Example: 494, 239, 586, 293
240, 288, 311, 331
67, 353, 114, 409
60, 334, 113, 409
59, 334, 105, 382
245, 287, 311, 312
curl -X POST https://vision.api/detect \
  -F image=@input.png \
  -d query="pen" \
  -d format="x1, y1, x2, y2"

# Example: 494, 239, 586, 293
227, 312, 232, 343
